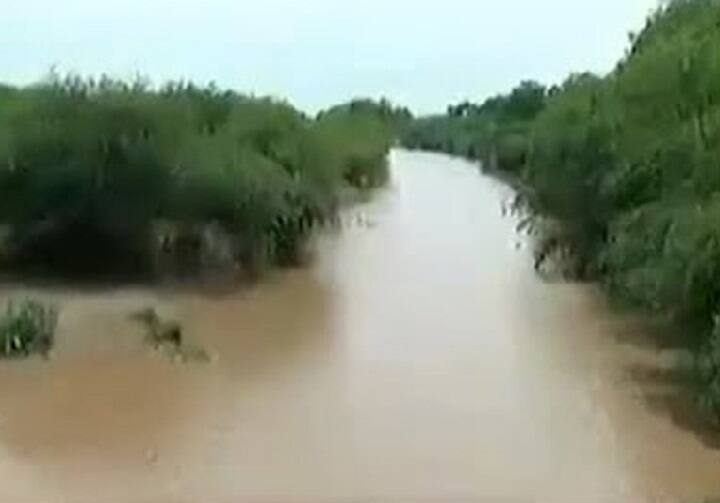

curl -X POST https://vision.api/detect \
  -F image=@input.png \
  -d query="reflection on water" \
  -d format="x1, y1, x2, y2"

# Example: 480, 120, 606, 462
0, 150, 718, 502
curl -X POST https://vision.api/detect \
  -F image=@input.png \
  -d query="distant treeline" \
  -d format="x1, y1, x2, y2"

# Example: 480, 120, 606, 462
0, 74, 410, 277
402, 0, 720, 420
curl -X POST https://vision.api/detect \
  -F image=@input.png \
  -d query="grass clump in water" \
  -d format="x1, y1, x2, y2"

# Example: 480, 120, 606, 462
0, 299, 58, 358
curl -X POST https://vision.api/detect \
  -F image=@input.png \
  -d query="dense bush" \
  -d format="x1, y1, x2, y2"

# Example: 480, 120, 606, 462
0, 299, 58, 358
0, 75, 402, 275
316, 99, 411, 187
402, 0, 720, 418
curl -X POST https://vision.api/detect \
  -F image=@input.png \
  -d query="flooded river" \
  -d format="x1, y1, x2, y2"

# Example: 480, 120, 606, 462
0, 150, 719, 502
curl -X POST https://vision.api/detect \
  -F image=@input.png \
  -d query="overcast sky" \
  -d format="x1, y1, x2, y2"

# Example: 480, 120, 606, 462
2, 0, 658, 114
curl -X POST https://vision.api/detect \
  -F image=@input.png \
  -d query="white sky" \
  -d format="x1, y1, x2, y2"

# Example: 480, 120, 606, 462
2, 0, 658, 114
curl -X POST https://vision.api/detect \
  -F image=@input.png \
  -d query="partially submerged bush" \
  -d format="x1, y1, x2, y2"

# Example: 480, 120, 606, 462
131, 307, 182, 348
130, 306, 210, 363
0, 299, 58, 358
697, 315, 720, 423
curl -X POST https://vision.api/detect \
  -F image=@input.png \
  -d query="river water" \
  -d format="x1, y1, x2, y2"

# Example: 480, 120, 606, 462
0, 150, 719, 502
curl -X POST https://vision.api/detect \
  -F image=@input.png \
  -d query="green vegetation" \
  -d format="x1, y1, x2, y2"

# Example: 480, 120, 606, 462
0, 299, 58, 358
0, 74, 405, 276
403, 0, 720, 421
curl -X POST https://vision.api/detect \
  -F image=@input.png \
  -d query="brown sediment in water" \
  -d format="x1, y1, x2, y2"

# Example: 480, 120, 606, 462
0, 150, 718, 503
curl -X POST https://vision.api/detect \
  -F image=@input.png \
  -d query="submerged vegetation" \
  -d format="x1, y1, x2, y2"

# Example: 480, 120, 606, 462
131, 306, 183, 349
403, 0, 720, 421
0, 299, 58, 358
0, 74, 406, 277
130, 306, 210, 363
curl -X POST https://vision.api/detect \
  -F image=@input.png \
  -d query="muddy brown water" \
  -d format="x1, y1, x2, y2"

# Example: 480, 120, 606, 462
0, 150, 719, 503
